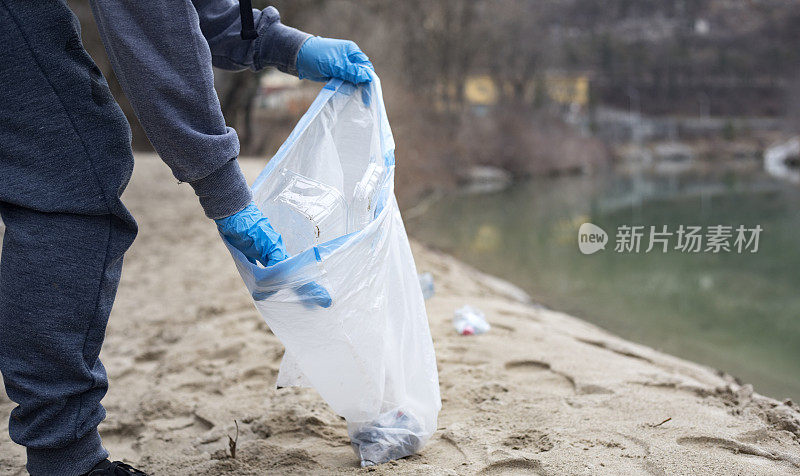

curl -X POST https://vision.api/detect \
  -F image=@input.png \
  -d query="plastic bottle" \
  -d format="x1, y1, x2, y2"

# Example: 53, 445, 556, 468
349, 162, 385, 232
453, 305, 490, 336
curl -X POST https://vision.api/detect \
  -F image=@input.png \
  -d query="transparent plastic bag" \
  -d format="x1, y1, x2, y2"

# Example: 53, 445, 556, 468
221, 76, 441, 466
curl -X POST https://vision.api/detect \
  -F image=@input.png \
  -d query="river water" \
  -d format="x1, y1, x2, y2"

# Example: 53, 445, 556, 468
406, 171, 800, 402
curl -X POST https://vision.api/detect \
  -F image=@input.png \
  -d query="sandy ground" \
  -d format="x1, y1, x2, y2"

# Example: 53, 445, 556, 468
1, 155, 799, 475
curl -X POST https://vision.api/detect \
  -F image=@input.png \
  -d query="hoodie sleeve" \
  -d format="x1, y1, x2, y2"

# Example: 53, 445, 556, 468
193, 0, 311, 74
88, 1, 308, 219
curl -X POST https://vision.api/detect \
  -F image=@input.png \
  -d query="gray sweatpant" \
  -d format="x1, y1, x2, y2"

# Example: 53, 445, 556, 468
0, 1, 138, 474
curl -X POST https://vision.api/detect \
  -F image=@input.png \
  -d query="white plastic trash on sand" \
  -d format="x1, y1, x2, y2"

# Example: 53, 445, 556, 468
453, 305, 491, 335
418, 272, 435, 300
221, 75, 441, 466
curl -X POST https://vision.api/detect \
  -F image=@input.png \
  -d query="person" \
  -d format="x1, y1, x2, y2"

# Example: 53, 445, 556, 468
0, 0, 372, 474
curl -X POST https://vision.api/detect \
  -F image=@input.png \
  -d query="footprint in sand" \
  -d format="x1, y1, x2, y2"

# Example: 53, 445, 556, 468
502, 430, 554, 453
448, 345, 469, 354
478, 457, 548, 475
204, 343, 243, 361
504, 360, 575, 395
677, 436, 800, 469
134, 348, 166, 363
99, 420, 145, 464
239, 365, 278, 382
433, 431, 470, 461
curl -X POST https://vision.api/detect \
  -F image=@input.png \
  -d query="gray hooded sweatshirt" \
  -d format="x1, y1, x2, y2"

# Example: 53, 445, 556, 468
89, 0, 311, 219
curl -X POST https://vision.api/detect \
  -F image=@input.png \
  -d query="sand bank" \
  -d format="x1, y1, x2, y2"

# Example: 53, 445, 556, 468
1, 155, 798, 475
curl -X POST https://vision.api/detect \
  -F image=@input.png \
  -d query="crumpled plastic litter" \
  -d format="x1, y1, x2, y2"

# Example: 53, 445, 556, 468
453, 305, 491, 335
418, 272, 435, 300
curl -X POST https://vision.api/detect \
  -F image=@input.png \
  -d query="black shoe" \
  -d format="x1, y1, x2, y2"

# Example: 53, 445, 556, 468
81, 459, 148, 476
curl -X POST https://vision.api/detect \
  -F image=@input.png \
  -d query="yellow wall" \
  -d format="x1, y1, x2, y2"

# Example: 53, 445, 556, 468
463, 74, 589, 107
464, 75, 498, 106
545, 75, 589, 106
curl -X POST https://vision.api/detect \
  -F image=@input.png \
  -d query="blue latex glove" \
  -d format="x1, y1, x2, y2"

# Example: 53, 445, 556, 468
215, 202, 288, 267
217, 202, 332, 308
253, 281, 332, 309
296, 36, 373, 84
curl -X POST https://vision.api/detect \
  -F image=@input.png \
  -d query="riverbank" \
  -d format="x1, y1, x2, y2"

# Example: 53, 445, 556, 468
1, 155, 799, 475
406, 171, 800, 403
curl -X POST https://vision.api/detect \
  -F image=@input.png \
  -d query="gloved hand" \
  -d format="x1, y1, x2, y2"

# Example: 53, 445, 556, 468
253, 281, 332, 309
215, 202, 288, 267
296, 36, 373, 84
217, 202, 332, 308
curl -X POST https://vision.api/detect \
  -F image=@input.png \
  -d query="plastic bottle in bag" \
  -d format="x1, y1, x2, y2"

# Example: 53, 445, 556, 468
349, 162, 385, 232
